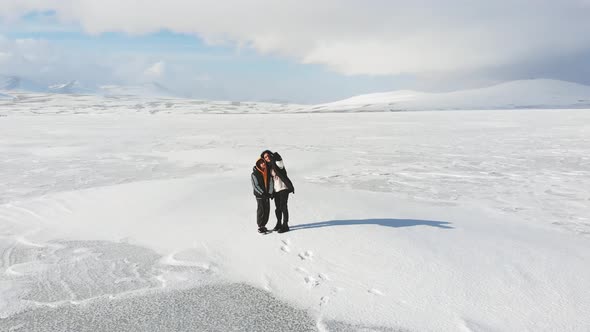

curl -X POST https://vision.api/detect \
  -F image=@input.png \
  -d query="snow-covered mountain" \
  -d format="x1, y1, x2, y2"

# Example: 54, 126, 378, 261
48, 80, 95, 94
0, 75, 177, 97
316, 79, 590, 111
1, 76, 94, 94
0, 75, 46, 92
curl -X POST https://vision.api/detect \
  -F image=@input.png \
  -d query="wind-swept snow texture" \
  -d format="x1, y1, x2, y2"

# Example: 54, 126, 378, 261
0, 102, 589, 331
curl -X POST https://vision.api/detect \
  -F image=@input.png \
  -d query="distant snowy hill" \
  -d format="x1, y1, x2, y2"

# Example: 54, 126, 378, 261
0, 75, 176, 97
0, 92, 13, 99
0, 75, 46, 92
48, 80, 95, 94
2, 77, 590, 111
315, 79, 590, 111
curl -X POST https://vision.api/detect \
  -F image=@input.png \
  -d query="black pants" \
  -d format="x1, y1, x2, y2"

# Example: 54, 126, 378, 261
274, 190, 290, 226
256, 198, 270, 228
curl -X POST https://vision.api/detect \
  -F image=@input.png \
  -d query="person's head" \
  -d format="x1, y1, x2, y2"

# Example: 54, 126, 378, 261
260, 150, 273, 162
261, 150, 273, 163
256, 158, 266, 170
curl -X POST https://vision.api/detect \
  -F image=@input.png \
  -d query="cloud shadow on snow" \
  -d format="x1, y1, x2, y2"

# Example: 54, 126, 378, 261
290, 218, 454, 231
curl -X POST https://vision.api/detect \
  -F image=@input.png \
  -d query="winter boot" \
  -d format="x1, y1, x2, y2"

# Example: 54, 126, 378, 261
277, 222, 289, 233
272, 223, 282, 232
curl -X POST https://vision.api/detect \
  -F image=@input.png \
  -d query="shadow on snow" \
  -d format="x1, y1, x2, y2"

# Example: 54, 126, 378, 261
290, 218, 453, 231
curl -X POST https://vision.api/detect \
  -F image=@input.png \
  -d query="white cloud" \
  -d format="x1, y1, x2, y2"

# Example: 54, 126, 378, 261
0, 35, 53, 74
0, 51, 11, 63
1, 0, 590, 76
0, 34, 145, 87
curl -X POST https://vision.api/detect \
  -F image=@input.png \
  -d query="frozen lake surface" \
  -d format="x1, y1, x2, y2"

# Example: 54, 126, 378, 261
1, 105, 589, 331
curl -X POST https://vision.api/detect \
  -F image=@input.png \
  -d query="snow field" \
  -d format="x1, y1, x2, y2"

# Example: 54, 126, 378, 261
0, 109, 589, 331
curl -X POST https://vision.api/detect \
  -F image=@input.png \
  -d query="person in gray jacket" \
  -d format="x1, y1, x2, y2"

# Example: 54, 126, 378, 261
251, 157, 274, 233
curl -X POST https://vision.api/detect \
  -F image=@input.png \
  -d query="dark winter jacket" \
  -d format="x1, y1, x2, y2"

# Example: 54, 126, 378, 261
260, 151, 295, 194
251, 165, 274, 198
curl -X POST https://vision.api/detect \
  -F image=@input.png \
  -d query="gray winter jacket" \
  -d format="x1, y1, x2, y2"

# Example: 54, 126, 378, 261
251, 166, 274, 198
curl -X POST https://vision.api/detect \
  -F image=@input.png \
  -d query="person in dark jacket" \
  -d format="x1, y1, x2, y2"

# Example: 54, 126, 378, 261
251, 157, 274, 233
261, 150, 294, 233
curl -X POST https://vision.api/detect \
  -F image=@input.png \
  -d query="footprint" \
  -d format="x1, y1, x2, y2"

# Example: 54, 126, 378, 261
298, 251, 314, 261
304, 275, 320, 288
320, 296, 330, 307
280, 239, 291, 253
368, 288, 384, 296
302, 272, 330, 289
331, 286, 343, 295
318, 273, 330, 281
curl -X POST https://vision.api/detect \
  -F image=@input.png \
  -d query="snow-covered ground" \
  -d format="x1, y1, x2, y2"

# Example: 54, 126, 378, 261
0, 101, 589, 331
0, 92, 307, 116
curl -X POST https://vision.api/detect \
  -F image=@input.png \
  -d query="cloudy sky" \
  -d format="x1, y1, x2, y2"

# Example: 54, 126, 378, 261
1, 0, 590, 103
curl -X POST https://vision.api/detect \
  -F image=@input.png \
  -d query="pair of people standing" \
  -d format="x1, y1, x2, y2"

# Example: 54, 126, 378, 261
250, 150, 294, 234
